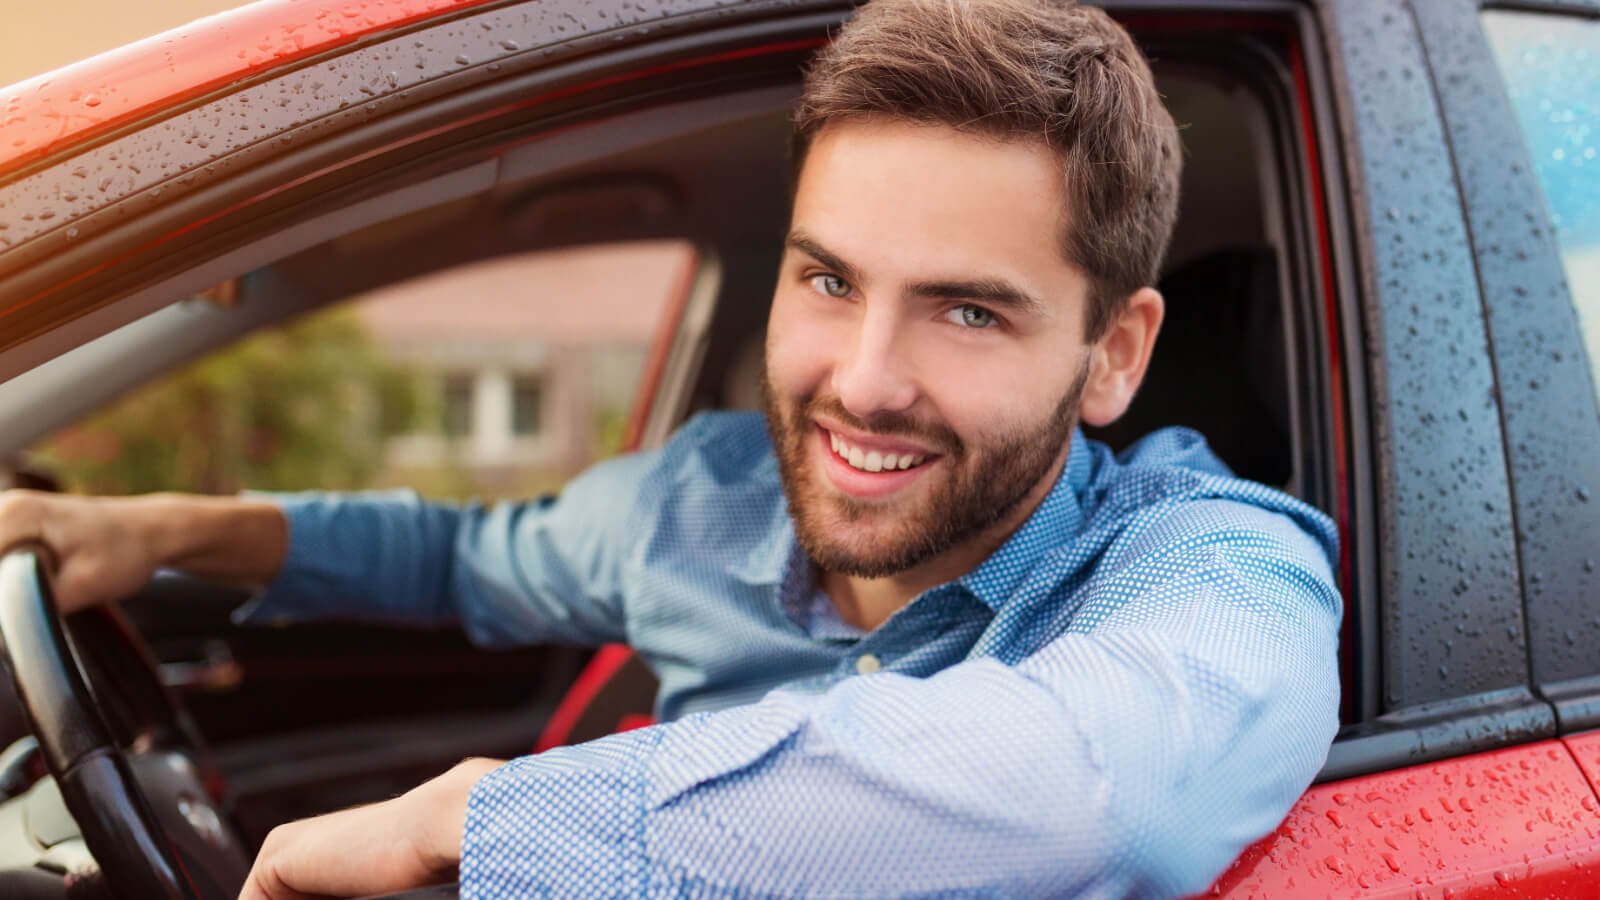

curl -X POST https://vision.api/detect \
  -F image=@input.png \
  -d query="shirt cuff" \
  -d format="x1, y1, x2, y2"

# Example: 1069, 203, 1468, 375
229, 491, 321, 626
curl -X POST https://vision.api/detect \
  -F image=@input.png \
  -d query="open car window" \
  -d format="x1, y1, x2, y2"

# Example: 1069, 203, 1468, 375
25, 241, 694, 501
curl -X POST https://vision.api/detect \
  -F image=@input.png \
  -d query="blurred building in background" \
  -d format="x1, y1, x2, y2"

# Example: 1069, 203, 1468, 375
354, 241, 690, 497
30, 241, 689, 501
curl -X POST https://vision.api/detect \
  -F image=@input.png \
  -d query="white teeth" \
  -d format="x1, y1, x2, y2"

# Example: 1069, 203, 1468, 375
829, 432, 928, 473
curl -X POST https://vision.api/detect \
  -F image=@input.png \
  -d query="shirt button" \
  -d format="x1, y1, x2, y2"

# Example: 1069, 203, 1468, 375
855, 654, 882, 675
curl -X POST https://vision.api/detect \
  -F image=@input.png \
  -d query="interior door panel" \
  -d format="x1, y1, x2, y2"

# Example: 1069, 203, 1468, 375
118, 574, 589, 842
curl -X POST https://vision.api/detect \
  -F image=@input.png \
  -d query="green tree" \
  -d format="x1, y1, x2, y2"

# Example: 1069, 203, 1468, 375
36, 309, 423, 496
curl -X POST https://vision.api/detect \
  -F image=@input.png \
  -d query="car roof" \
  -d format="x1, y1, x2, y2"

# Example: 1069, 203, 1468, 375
0, 0, 498, 179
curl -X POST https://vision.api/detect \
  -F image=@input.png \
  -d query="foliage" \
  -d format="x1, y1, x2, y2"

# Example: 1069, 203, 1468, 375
35, 309, 423, 496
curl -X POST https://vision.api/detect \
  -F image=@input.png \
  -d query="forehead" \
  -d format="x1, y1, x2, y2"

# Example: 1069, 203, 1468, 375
790, 120, 1081, 292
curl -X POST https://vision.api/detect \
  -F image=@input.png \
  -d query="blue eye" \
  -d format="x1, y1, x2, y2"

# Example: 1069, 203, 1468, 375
947, 305, 997, 329
809, 274, 852, 298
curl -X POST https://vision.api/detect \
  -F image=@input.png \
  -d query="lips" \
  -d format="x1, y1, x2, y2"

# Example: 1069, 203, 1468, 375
814, 424, 940, 499
827, 430, 930, 472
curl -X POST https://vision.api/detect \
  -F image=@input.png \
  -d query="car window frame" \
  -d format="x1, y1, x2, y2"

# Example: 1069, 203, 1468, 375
1314, 0, 1555, 780
0, 0, 840, 374
1151, 10, 1375, 729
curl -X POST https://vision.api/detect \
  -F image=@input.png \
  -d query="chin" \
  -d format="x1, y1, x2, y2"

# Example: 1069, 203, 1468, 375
793, 492, 941, 578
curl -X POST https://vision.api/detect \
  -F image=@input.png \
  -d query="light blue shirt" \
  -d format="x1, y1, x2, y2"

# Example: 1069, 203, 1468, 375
243, 412, 1342, 898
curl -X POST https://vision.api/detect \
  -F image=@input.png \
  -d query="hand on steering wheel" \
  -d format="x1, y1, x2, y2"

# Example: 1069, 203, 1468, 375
0, 546, 251, 899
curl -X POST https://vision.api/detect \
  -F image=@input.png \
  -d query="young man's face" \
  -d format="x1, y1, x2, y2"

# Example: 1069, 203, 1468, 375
765, 119, 1097, 578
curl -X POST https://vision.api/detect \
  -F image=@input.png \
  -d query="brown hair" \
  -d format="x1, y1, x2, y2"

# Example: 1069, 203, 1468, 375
792, 0, 1182, 341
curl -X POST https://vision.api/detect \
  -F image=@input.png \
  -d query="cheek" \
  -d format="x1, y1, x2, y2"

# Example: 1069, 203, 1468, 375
766, 289, 839, 399
907, 339, 1069, 433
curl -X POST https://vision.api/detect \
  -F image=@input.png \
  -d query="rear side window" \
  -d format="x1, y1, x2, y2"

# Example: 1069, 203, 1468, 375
1483, 11, 1600, 404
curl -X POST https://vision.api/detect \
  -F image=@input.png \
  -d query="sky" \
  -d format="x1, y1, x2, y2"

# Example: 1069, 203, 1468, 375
0, 0, 244, 87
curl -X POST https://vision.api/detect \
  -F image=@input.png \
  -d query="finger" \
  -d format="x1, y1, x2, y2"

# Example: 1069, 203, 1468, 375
0, 492, 45, 555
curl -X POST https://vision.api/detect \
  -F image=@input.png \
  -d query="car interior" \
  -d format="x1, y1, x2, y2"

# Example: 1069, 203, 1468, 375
0, 35, 1341, 853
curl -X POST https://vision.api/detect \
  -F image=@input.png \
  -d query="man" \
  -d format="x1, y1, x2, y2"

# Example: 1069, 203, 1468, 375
0, 1, 1341, 896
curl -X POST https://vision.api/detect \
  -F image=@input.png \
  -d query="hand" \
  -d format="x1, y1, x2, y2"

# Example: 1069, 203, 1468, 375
241, 758, 503, 900
0, 490, 167, 612
0, 489, 290, 612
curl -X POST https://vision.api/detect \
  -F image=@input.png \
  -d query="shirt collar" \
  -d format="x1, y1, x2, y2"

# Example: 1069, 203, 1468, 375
733, 497, 798, 588
954, 428, 1091, 611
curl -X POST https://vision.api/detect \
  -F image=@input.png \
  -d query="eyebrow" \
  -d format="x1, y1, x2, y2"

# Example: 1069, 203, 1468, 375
786, 232, 864, 288
905, 276, 1047, 317
786, 229, 1047, 318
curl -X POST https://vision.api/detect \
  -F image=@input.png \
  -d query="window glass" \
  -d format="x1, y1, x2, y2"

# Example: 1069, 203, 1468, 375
440, 373, 476, 439
511, 374, 544, 437
1483, 11, 1600, 400
30, 241, 692, 501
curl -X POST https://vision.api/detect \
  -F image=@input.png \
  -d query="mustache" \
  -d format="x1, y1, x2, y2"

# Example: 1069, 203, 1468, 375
802, 394, 962, 458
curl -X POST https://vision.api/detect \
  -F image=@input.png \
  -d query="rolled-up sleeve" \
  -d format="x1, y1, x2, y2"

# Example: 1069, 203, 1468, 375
459, 503, 1342, 898
233, 450, 657, 648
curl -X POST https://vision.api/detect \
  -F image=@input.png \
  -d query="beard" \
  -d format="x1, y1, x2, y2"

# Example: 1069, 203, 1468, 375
762, 359, 1090, 578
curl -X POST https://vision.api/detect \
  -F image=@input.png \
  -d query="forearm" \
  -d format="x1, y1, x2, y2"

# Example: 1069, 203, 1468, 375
0, 489, 291, 611
465, 631, 1336, 898
136, 493, 290, 585
236, 451, 653, 641
241, 756, 505, 900
413, 757, 505, 872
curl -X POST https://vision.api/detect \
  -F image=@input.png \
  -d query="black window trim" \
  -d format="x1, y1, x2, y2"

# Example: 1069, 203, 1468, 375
1312, 0, 1560, 780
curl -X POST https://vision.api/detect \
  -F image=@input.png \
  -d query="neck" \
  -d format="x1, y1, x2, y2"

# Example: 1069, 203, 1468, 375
820, 444, 1071, 631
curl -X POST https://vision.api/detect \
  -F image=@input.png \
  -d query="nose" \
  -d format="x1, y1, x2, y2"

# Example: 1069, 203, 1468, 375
831, 300, 919, 419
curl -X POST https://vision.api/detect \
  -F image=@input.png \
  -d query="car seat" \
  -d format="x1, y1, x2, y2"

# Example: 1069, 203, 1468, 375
1084, 246, 1292, 487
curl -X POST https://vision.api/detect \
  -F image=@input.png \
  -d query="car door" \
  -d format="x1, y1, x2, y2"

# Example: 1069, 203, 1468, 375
1466, 0, 1600, 816
1210, 0, 1600, 894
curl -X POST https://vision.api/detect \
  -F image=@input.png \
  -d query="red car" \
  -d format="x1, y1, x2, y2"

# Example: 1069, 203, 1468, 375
1, 1, 1597, 897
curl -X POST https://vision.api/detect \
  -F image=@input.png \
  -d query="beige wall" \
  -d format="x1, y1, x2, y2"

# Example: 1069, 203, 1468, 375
0, 0, 244, 88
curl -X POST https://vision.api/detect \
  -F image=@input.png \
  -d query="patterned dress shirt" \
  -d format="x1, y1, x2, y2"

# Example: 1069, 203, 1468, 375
242, 411, 1342, 898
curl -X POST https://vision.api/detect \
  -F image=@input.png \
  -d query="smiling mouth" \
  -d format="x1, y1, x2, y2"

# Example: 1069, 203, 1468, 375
825, 429, 935, 473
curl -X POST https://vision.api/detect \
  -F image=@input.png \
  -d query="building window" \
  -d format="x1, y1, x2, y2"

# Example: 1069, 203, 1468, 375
441, 373, 474, 438
512, 374, 544, 436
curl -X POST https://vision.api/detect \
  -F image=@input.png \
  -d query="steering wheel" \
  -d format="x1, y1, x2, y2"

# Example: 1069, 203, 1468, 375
0, 546, 252, 899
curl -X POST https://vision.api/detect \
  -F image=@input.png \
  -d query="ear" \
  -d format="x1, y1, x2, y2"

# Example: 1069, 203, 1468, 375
1079, 286, 1164, 428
